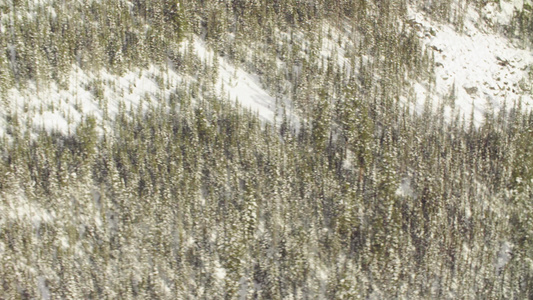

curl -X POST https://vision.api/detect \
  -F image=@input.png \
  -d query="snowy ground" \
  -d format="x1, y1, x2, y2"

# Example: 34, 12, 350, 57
2, 1, 533, 137
407, 1, 533, 125
0, 37, 294, 139
190, 38, 297, 124
2, 65, 183, 138
314, 2, 533, 127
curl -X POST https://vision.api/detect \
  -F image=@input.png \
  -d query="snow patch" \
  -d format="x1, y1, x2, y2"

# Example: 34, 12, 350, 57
4, 195, 54, 227
482, 0, 527, 26
2, 35, 294, 140
214, 266, 226, 280
3, 64, 182, 138
37, 276, 50, 300
408, 4, 533, 126
495, 241, 513, 275
190, 38, 297, 124
395, 177, 414, 198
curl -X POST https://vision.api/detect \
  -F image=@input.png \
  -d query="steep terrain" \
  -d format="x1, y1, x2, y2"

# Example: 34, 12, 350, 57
1, 0, 533, 299
408, 1, 533, 125
2, 1, 533, 135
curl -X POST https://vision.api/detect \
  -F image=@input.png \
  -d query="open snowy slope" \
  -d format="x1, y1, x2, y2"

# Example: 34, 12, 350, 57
0, 36, 291, 138
189, 38, 297, 124
2, 1, 532, 138
407, 2, 533, 125
307, 2, 533, 127
2, 65, 182, 137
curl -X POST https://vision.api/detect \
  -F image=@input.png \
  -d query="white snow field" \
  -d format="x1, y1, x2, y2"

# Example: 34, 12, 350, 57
190, 38, 297, 124
2, 65, 181, 137
407, 1, 533, 125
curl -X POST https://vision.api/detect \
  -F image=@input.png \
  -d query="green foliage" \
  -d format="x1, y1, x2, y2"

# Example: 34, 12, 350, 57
1, 77, 532, 298
1, 0, 533, 298
75, 116, 98, 159
0, 0, 188, 83
311, 90, 331, 153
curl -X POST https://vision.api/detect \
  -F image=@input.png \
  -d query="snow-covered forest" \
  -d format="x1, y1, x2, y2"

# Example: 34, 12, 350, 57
1, 0, 533, 298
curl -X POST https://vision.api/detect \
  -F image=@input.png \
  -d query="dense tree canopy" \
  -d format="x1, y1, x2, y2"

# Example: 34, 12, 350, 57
1, 0, 533, 299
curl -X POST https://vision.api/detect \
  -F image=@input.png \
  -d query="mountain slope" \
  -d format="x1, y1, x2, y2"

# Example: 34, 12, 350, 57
1, 1, 533, 299
407, 1, 533, 125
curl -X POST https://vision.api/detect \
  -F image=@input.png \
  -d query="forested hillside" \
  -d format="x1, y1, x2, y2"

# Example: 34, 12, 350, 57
1, 0, 533, 299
